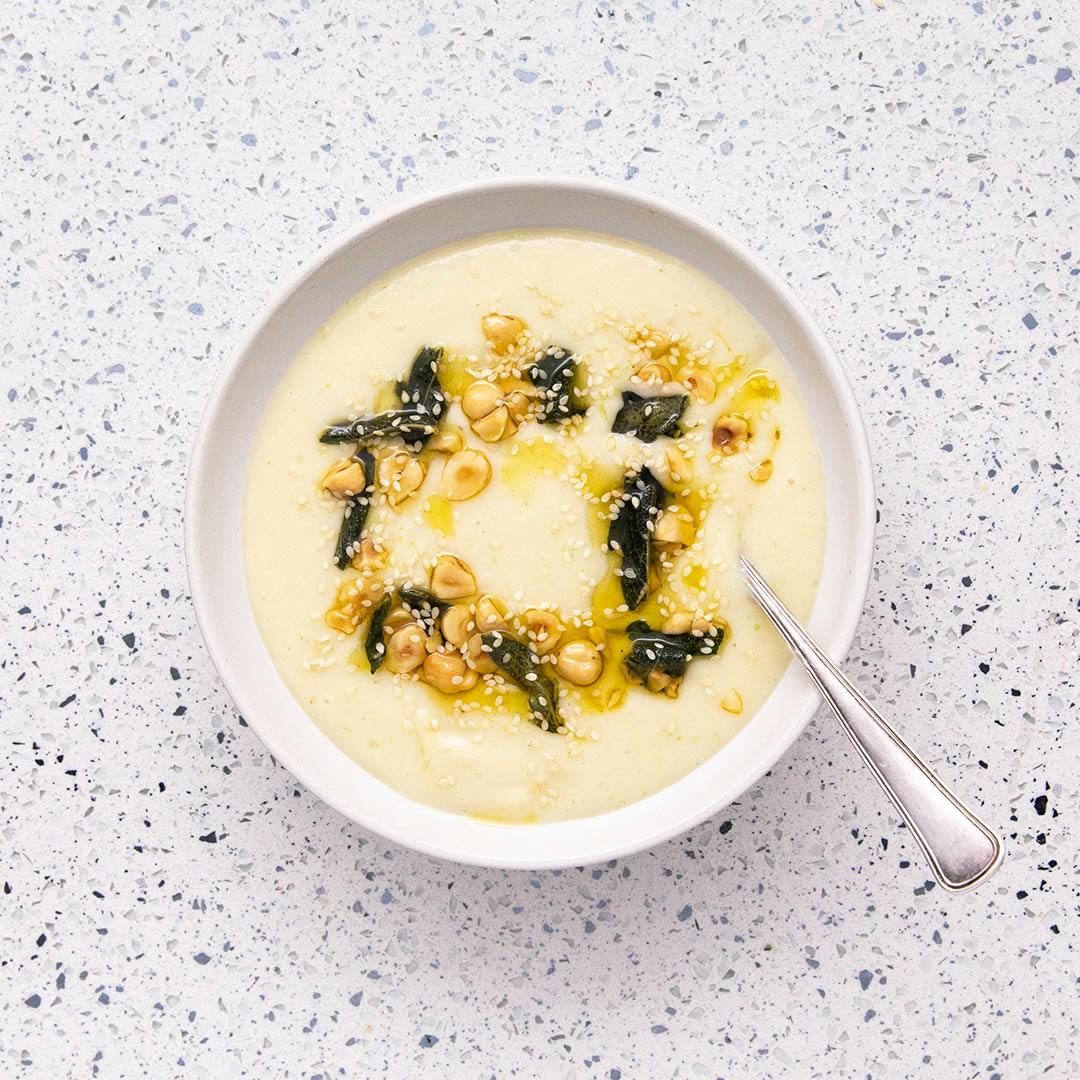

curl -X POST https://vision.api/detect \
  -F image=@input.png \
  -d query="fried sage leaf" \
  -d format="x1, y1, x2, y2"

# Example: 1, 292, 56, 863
364, 591, 394, 673
332, 448, 376, 570
611, 390, 688, 443
623, 620, 724, 684
480, 631, 562, 732
397, 584, 448, 635
607, 466, 667, 609
527, 346, 586, 424
396, 345, 446, 419
320, 346, 446, 449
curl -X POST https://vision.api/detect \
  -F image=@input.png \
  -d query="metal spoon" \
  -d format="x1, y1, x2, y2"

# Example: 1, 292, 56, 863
739, 555, 1004, 892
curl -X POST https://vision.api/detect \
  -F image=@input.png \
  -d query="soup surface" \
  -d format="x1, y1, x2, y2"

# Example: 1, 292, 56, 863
244, 230, 825, 822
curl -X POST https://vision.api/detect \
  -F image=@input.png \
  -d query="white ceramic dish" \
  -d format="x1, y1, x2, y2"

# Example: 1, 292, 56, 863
185, 178, 875, 868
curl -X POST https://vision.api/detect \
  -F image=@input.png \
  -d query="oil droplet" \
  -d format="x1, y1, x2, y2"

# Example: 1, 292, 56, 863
423, 494, 454, 534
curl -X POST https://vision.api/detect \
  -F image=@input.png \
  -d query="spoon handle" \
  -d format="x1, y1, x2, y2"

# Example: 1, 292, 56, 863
739, 556, 1003, 892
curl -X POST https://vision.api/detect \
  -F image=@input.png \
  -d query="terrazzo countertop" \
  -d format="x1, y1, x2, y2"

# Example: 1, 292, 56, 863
2, 2, 1077, 1076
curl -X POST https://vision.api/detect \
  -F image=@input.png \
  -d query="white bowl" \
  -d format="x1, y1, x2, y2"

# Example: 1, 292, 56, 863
185, 178, 875, 869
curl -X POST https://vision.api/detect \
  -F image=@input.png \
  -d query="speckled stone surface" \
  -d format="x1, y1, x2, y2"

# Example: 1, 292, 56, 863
2, 2, 1077, 1076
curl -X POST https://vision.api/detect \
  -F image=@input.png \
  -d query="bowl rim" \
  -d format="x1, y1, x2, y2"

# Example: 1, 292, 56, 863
184, 175, 876, 868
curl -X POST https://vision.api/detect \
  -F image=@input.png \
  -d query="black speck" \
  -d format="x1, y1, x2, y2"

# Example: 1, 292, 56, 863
718, 820, 733, 834
419, 1035, 439, 1048
198, 831, 218, 844
25, 994, 41, 1008
121, 632, 136, 649
1034, 795, 1048, 816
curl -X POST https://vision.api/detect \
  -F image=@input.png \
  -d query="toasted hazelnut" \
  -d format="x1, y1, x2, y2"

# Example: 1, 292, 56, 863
466, 632, 498, 674
382, 605, 414, 633
350, 538, 387, 573
644, 330, 673, 358
748, 459, 773, 483
712, 414, 750, 454
461, 380, 503, 420
441, 605, 473, 647
679, 365, 718, 404
481, 312, 527, 354
385, 624, 428, 673
720, 689, 743, 714
646, 669, 680, 697
430, 554, 476, 600
473, 594, 506, 633
500, 376, 540, 399
555, 640, 603, 686
635, 360, 674, 385
325, 575, 382, 634
661, 612, 694, 634
421, 651, 479, 694
440, 449, 491, 501
519, 609, 562, 655
320, 457, 367, 498
378, 451, 427, 505
504, 390, 532, 423
427, 429, 464, 454
654, 505, 696, 547
470, 403, 517, 443
664, 446, 694, 487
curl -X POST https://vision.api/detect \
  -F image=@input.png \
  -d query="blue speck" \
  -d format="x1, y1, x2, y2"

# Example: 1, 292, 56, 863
241, 133, 257, 146
419, 22, 434, 36
188, 302, 204, 316
349, 992, 363, 1006
858, 969, 873, 990
514, 69, 537, 83
1022, 313, 1037, 329
25, 994, 41, 1008
419, 1035, 439, 1048
194, 952, 211, 965
584, 118, 602, 131
677, 905, 693, 922
720, 140, 733, 155
1055, 68, 1073, 84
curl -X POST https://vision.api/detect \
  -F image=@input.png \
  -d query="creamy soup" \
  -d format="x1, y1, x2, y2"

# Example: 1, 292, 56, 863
244, 231, 825, 822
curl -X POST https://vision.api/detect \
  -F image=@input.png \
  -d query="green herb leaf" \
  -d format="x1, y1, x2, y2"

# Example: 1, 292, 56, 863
611, 390, 688, 443
480, 631, 562, 732
320, 346, 446, 449
527, 346, 586, 424
332, 448, 376, 570
607, 467, 667, 609
397, 584, 448, 635
364, 591, 394, 673
624, 620, 724, 685
396, 345, 447, 420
